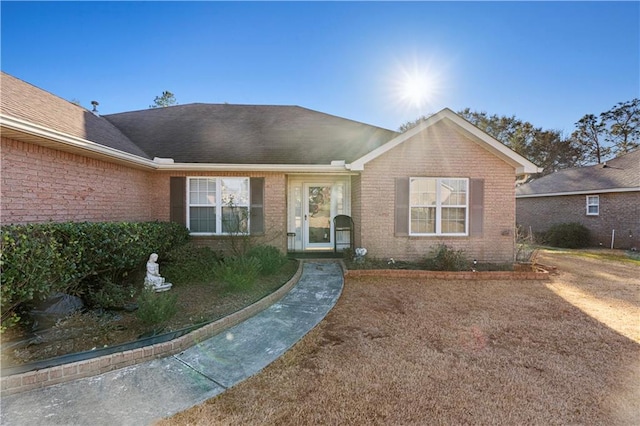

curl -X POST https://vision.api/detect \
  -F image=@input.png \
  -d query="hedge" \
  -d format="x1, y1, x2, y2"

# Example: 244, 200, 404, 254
0, 221, 190, 331
544, 222, 591, 249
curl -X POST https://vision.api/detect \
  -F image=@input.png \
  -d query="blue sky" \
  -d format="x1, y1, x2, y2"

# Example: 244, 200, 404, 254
1, 1, 638, 133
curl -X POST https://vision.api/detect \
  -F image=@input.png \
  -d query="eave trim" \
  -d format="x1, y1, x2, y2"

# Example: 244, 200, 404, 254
0, 114, 157, 169
516, 187, 640, 198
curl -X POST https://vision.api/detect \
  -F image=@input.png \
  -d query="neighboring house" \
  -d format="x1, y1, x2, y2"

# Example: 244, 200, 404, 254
1, 72, 540, 263
516, 150, 640, 250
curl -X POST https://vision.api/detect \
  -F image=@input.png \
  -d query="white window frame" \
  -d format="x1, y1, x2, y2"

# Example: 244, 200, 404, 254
586, 195, 599, 216
187, 177, 250, 235
409, 177, 469, 236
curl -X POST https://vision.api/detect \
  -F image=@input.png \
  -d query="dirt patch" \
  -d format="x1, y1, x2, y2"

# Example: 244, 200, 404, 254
160, 250, 640, 425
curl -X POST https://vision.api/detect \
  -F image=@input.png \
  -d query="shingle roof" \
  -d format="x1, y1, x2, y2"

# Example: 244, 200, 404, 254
104, 104, 397, 164
516, 149, 640, 196
0, 72, 151, 159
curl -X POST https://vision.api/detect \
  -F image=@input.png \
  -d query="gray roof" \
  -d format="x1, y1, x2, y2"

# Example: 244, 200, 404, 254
516, 149, 640, 196
0, 72, 151, 159
104, 104, 397, 164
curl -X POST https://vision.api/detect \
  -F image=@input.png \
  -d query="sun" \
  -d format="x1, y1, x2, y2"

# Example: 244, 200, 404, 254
389, 55, 447, 111
399, 73, 436, 108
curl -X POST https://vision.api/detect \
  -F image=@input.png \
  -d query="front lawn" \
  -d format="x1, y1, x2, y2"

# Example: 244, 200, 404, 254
161, 249, 639, 425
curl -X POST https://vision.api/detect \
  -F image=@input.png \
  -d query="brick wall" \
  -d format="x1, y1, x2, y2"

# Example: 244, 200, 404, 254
516, 192, 640, 250
1, 137, 155, 224
1, 138, 288, 253
358, 121, 517, 263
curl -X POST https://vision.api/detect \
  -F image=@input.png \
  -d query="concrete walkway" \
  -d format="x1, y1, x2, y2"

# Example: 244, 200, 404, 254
1, 261, 344, 426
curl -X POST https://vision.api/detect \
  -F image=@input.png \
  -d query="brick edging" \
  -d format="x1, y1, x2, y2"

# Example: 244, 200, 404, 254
1, 261, 304, 396
344, 268, 549, 280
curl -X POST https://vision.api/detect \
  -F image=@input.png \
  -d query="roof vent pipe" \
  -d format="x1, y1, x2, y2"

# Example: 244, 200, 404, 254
91, 100, 99, 116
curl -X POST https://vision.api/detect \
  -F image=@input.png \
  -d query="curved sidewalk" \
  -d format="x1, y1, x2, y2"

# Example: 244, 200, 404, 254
0, 261, 344, 426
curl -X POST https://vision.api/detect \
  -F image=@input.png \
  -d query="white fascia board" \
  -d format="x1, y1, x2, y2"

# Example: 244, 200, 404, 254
349, 108, 542, 175
1, 114, 157, 169
154, 162, 351, 173
516, 187, 640, 198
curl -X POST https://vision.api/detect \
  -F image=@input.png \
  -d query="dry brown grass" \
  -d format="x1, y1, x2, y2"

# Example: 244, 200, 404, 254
159, 250, 640, 425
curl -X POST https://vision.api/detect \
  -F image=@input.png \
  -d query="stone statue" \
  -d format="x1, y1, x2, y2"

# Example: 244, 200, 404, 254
144, 253, 172, 292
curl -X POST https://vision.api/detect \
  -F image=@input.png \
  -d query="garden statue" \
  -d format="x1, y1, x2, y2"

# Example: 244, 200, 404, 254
144, 253, 172, 292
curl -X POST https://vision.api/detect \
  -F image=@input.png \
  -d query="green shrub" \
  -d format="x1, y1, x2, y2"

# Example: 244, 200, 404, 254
424, 244, 469, 271
545, 222, 591, 249
135, 288, 178, 328
83, 276, 135, 309
215, 256, 261, 291
0, 221, 189, 331
0, 226, 63, 331
162, 244, 221, 285
247, 245, 287, 275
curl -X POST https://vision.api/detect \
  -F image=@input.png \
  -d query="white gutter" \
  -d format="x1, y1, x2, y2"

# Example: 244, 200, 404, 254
516, 187, 640, 198
155, 162, 351, 173
0, 114, 157, 169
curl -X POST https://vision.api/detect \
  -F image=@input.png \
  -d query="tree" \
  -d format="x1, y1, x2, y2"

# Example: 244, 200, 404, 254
572, 98, 639, 163
571, 114, 610, 164
398, 115, 432, 133
457, 109, 537, 158
601, 98, 639, 155
527, 129, 585, 174
150, 91, 177, 108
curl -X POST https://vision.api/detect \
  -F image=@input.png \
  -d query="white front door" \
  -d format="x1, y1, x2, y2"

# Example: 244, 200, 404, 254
304, 183, 334, 250
287, 177, 350, 252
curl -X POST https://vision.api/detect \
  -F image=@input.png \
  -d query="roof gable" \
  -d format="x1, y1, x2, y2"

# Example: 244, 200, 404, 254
349, 108, 541, 175
516, 149, 640, 197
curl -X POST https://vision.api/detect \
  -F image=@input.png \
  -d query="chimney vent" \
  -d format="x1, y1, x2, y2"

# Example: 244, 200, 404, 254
91, 100, 100, 116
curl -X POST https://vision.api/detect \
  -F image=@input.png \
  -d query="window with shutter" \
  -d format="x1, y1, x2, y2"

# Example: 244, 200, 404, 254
408, 177, 469, 236
183, 177, 252, 235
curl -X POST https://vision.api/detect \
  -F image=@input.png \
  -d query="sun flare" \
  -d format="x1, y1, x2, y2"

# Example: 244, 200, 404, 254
389, 55, 448, 111
399, 73, 436, 108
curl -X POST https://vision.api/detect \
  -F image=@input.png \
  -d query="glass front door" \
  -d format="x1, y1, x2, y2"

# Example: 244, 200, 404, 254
304, 184, 333, 249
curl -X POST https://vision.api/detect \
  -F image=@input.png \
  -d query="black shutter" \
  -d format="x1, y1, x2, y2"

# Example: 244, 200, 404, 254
170, 177, 186, 225
469, 179, 484, 237
250, 177, 264, 235
395, 177, 410, 236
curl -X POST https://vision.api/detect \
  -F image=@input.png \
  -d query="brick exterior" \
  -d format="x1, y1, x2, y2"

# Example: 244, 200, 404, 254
2, 123, 521, 261
356, 121, 517, 263
0, 137, 288, 253
516, 191, 640, 250
1, 137, 155, 224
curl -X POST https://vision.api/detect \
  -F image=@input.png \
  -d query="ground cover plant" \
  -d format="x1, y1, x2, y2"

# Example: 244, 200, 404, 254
0, 242, 297, 366
161, 249, 639, 425
343, 244, 515, 271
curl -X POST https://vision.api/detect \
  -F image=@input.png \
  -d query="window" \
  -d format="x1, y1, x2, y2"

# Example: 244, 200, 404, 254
410, 178, 468, 235
188, 177, 249, 234
586, 195, 599, 216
